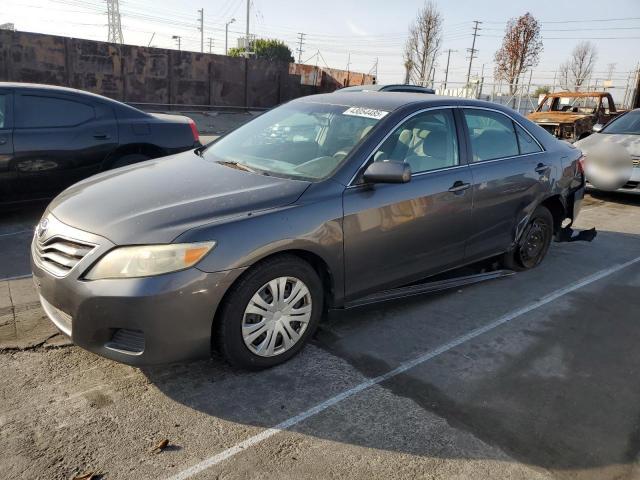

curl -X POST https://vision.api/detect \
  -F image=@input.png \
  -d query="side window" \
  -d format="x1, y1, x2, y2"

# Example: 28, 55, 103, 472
371, 109, 459, 174
463, 109, 519, 162
0, 95, 6, 129
514, 123, 542, 155
601, 96, 611, 114
17, 95, 95, 128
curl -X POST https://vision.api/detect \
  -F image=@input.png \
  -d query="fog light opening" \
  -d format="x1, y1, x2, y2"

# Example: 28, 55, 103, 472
105, 328, 145, 355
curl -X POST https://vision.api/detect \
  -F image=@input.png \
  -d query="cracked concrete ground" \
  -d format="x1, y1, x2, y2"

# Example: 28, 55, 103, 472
0, 277, 72, 351
0, 191, 639, 480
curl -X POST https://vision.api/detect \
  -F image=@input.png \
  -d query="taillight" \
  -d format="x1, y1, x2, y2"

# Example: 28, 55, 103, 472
577, 154, 586, 175
188, 119, 200, 143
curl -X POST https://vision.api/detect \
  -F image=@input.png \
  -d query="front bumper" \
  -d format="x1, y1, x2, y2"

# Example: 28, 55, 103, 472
586, 165, 640, 194
31, 215, 246, 365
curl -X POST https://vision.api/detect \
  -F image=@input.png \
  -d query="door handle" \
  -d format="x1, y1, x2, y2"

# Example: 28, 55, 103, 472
93, 133, 110, 140
535, 163, 550, 174
448, 180, 471, 193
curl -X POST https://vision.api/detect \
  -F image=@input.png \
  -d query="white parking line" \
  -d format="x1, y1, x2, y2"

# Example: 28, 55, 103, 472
0, 229, 33, 238
167, 255, 640, 480
0, 274, 33, 282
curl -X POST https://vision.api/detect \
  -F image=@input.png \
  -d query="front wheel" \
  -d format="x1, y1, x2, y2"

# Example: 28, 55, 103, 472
502, 206, 553, 271
216, 255, 323, 370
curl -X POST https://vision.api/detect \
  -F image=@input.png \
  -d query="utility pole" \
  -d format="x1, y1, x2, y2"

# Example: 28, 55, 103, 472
346, 52, 351, 87
225, 18, 236, 55
245, 0, 250, 57
477, 63, 485, 99
296, 32, 306, 64
208, 37, 214, 54
198, 8, 204, 53
623, 70, 632, 108
443, 49, 456, 91
172, 35, 181, 51
465, 20, 481, 86
106, 0, 124, 44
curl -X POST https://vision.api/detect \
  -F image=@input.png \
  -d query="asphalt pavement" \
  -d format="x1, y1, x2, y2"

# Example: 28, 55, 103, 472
1, 191, 639, 480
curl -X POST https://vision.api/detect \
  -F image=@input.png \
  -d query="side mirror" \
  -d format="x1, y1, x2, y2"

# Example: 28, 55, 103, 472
362, 160, 411, 184
592, 123, 604, 133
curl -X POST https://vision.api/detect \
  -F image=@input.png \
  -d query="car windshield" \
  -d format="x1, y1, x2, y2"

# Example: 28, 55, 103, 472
201, 102, 385, 180
538, 95, 599, 114
602, 110, 640, 135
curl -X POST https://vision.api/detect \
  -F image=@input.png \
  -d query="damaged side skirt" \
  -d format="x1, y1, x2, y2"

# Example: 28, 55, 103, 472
343, 270, 515, 309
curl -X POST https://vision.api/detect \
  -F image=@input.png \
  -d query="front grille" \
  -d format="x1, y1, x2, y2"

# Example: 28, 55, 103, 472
35, 236, 95, 277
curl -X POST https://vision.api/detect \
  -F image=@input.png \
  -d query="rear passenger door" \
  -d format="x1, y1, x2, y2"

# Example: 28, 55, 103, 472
0, 90, 15, 202
12, 92, 118, 200
461, 108, 551, 261
343, 108, 473, 299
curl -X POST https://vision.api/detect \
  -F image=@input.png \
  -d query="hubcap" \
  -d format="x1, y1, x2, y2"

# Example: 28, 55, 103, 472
242, 276, 312, 357
519, 219, 550, 268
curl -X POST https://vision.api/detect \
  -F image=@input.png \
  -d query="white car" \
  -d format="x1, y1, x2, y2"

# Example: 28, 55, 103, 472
576, 109, 640, 194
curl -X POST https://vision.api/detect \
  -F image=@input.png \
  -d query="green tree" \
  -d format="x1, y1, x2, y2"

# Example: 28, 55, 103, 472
533, 86, 551, 96
228, 38, 294, 63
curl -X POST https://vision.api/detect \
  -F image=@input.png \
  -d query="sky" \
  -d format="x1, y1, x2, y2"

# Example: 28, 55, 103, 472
3, 0, 640, 102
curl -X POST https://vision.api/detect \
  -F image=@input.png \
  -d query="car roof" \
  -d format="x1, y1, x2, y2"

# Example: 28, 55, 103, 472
0, 82, 148, 116
545, 91, 609, 98
294, 91, 509, 113
339, 84, 434, 93
0, 82, 128, 104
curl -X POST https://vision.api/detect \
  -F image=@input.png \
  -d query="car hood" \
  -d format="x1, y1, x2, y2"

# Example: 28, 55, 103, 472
48, 150, 311, 245
527, 112, 590, 125
575, 133, 640, 156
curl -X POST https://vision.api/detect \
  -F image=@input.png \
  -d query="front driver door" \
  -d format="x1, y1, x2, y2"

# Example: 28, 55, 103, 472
342, 107, 473, 300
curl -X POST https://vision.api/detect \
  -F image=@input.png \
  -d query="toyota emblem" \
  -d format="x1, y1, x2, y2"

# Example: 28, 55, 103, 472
37, 218, 49, 239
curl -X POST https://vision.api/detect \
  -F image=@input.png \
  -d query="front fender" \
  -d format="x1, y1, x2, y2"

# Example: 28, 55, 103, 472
175, 194, 346, 304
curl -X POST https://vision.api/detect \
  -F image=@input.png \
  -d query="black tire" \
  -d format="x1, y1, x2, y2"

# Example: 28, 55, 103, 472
110, 153, 150, 169
502, 206, 553, 271
216, 255, 324, 370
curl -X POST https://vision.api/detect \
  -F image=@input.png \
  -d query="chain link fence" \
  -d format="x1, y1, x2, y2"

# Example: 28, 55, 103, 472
434, 74, 639, 115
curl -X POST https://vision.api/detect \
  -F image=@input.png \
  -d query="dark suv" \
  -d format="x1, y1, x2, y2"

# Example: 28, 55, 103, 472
0, 83, 200, 204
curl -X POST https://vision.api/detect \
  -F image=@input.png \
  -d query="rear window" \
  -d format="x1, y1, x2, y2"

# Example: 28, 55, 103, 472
17, 95, 95, 128
463, 109, 519, 161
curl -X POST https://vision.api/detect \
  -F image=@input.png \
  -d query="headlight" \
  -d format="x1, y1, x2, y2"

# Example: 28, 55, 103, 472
85, 241, 216, 280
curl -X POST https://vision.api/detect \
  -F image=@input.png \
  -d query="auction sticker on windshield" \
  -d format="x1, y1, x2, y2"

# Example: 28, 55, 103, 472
343, 106, 389, 120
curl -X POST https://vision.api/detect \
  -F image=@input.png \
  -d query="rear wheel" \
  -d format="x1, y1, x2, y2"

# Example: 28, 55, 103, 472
502, 206, 553, 271
216, 255, 323, 370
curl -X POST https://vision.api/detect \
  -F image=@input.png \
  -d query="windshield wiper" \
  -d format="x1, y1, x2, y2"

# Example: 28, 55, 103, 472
215, 160, 258, 173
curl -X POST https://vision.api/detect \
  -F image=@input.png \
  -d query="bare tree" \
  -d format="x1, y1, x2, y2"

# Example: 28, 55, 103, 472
558, 41, 598, 91
403, 1, 443, 87
493, 12, 542, 100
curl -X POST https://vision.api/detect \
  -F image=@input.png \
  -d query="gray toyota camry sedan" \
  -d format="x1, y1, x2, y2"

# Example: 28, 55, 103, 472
32, 92, 585, 369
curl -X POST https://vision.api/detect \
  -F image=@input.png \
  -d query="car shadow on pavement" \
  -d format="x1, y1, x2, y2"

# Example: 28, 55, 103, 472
587, 190, 640, 207
143, 230, 640, 480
